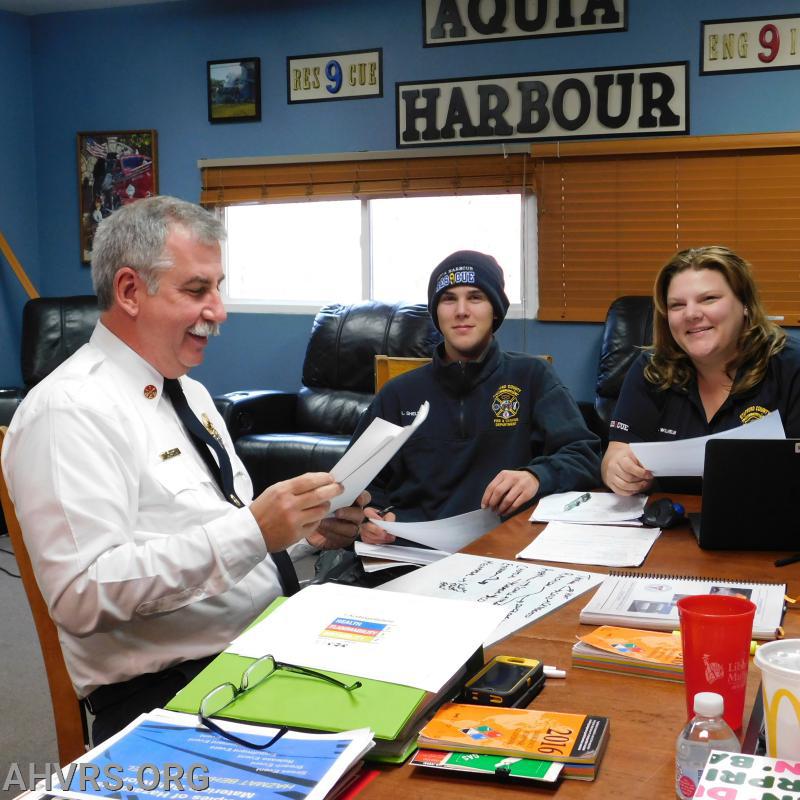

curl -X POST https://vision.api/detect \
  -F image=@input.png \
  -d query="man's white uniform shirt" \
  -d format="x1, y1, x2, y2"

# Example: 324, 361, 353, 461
2, 322, 301, 697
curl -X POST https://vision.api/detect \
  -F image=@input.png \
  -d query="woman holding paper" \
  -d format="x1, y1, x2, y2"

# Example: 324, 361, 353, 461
602, 245, 800, 496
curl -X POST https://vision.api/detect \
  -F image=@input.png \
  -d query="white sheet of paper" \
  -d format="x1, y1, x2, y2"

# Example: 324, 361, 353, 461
375, 507, 501, 552
379, 552, 603, 646
630, 411, 785, 476
355, 540, 449, 566
530, 491, 647, 525
517, 521, 661, 567
329, 401, 429, 511
226, 583, 503, 692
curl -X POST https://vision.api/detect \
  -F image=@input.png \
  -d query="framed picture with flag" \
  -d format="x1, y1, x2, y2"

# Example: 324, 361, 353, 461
77, 130, 158, 264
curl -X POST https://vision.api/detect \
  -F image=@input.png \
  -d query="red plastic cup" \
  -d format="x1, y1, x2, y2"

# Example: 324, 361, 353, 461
677, 594, 756, 730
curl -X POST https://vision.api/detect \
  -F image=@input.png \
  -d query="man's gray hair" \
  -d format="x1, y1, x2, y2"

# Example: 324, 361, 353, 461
91, 195, 226, 310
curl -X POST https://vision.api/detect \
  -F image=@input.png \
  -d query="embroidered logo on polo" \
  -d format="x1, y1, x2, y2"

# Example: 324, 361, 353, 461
434, 266, 477, 294
491, 384, 521, 428
740, 405, 769, 425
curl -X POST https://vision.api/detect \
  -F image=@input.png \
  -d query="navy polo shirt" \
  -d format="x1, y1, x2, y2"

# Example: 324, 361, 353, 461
609, 339, 800, 444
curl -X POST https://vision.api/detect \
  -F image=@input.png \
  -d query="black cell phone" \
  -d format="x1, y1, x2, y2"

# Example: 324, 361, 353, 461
460, 655, 543, 707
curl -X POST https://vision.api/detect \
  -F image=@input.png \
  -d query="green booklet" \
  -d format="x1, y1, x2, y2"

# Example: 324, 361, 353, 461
411, 749, 563, 784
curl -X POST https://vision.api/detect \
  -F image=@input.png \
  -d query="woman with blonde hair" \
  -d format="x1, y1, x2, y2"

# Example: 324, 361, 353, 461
602, 245, 800, 496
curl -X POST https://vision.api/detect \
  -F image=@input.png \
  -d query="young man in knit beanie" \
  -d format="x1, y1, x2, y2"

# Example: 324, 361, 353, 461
357, 249, 601, 540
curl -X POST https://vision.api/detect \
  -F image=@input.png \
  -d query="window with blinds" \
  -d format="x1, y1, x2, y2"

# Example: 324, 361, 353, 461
200, 151, 532, 204
535, 135, 800, 324
198, 149, 535, 311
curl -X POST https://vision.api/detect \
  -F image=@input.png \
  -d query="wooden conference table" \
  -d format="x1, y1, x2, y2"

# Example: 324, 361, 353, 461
361, 494, 800, 799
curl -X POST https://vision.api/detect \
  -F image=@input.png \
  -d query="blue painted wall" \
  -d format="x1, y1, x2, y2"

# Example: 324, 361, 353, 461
2, 0, 799, 400
0, 11, 38, 386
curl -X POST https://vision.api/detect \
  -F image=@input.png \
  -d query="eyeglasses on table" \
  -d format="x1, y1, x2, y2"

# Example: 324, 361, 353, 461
198, 654, 362, 749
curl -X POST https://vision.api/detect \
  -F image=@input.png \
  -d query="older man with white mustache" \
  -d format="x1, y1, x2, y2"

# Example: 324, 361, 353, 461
2, 196, 367, 744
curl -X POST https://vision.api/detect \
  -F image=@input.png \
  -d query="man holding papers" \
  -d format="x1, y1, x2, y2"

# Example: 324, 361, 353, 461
602, 246, 800, 496
2, 198, 367, 745
358, 250, 600, 540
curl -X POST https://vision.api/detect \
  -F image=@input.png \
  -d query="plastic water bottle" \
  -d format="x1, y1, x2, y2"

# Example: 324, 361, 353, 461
675, 691, 740, 799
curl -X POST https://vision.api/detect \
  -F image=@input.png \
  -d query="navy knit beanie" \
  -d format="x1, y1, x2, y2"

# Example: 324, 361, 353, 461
427, 250, 510, 332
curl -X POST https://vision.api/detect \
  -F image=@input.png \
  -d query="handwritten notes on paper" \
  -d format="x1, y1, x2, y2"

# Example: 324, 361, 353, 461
379, 553, 604, 646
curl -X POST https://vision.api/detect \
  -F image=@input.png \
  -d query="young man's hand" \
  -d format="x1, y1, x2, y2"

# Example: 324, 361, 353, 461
358, 506, 397, 544
307, 490, 372, 550
481, 469, 539, 516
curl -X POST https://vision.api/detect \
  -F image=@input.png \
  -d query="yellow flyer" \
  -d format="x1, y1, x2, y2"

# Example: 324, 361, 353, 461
579, 625, 683, 666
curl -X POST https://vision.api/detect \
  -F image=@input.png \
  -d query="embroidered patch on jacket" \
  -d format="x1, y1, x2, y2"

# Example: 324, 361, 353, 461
491, 384, 521, 428
201, 413, 224, 444
740, 404, 769, 424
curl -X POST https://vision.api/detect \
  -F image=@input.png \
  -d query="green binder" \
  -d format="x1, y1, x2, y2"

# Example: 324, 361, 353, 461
166, 597, 482, 763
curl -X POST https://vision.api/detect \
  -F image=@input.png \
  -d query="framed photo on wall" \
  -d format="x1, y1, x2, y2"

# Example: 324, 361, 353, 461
77, 130, 158, 264
207, 57, 261, 123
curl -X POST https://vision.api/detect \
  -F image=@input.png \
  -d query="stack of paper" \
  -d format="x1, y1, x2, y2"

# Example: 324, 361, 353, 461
572, 625, 684, 682
168, 585, 500, 762
517, 521, 660, 568
524, 492, 656, 568
417, 703, 610, 781
355, 507, 501, 571
46, 709, 374, 800
355, 541, 449, 572
530, 492, 647, 525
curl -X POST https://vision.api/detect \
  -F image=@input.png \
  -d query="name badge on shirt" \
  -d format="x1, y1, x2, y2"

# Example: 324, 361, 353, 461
160, 448, 181, 461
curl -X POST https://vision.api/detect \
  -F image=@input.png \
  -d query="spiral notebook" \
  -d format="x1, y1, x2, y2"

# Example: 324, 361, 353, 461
579, 571, 786, 639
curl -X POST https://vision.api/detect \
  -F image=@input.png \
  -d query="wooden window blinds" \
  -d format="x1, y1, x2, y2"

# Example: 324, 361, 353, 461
535, 133, 800, 324
200, 151, 533, 205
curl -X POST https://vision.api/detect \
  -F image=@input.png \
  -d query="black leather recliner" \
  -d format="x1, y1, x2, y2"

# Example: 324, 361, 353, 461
0, 295, 100, 535
590, 295, 654, 446
215, 300, 441, 495
0, 295, 100, 427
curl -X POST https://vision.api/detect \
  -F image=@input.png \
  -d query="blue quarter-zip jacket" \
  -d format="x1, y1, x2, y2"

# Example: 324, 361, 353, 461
352, 339, 601, 521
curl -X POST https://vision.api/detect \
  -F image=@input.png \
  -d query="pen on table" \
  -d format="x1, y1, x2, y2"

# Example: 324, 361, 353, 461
543, 665, 566, 678
562, 492, 591, 513
775, 553, 800, 567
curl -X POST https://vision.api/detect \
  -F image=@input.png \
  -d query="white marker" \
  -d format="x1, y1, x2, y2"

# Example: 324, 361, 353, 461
544, 665, 566, 678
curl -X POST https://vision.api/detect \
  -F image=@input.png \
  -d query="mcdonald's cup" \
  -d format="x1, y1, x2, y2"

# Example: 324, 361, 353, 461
755, 639, 800, 759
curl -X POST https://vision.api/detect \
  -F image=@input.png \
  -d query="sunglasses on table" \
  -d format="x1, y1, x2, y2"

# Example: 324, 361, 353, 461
197, 654, 361, 749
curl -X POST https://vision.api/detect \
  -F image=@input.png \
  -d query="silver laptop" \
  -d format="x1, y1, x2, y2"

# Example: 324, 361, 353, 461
689, 439, 800, 551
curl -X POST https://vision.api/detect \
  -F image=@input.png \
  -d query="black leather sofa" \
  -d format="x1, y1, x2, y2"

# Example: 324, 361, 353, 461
215, 300, 442, 495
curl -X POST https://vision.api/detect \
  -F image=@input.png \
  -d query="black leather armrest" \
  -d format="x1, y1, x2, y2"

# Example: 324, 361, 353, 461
214, 390, 298, 440
0, 388, 25, 428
